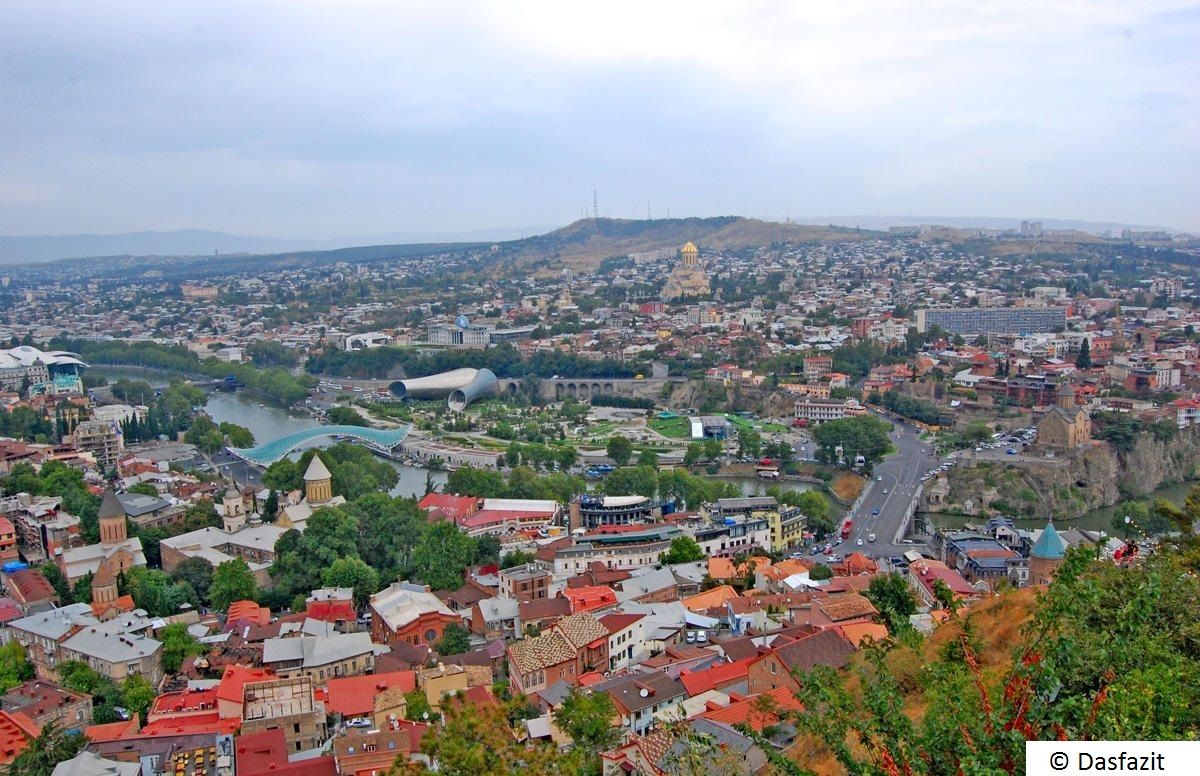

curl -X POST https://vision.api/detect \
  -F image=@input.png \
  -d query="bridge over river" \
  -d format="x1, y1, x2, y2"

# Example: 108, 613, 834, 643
229, 424, 412, 465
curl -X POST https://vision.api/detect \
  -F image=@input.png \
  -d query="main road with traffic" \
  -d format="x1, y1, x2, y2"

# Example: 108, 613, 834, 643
830, 414, 941, 561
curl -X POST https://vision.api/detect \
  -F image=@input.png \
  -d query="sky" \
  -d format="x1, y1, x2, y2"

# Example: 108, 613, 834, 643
0, 1, 1197, 238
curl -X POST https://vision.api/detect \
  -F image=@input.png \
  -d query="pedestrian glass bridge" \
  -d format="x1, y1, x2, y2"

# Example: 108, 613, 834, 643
229, 424, 412, 465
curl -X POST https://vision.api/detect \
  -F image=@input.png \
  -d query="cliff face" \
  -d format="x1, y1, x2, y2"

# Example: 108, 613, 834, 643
923, 428, 1200, 520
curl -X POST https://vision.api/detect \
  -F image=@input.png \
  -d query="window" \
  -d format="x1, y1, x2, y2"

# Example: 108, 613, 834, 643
769, 661, 778, 675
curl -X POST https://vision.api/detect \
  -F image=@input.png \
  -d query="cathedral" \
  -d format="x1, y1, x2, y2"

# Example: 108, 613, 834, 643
661, 241, 711, 300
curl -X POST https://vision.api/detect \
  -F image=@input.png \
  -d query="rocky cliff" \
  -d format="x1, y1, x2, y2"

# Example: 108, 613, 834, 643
922, 428, 1200, 520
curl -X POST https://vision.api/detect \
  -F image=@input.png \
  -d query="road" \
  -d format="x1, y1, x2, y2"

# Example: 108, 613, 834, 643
827, 416, 941, 562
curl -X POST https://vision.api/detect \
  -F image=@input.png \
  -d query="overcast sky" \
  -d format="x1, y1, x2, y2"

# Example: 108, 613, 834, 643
1, 1, 1196, 237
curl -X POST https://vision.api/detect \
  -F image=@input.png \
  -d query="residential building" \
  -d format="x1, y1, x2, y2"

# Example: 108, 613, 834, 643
549, 526, 683, 577
746, 629, 856, 695
369, 583, 461, 648
0, 679, 91, 732
240, 675, 327, 754
261, 632, 375, 682
709, 498, 805, 553
794, 397, 867, 424
160, 523, 287, 588
498, 563, 551, 602
916, 306, 1066, 335
73, 419, 124, 470
592, 671, 687, 735
0, 709, 40, 770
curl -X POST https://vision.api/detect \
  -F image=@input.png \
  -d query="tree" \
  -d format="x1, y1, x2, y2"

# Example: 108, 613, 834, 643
554, 688, 620, 754
123, 567, 193, 616
637, 449, 659, 468
39, 562, 71, 602
322, 557, 380, 608
812, 415, 893, 467
218, 422, 255, 448
865, 571, 918, 633
435, 623, 471, 656
412, 520, 476, 591
8, 722, 87, 776
261, 489, 279, 522
1075, 337, 1092, 369
602, 466, 658, 498
159, 622, 204, 673
738, 428, 762, 458
809, 562, 834, 581
500, 550, 537, 569
210, 558, 258, 611
683, 442, 702, 466
71, 572, 94, 605
126, 482, 159, 497
796, 490, 830, 522
606, 435, 633, 466
702, 437, 723, 461
406, 702, 584, 776
122, 674, 156, 721
0, 641, 34, 693
660, 536, 705, 565
325, 406, 370, 427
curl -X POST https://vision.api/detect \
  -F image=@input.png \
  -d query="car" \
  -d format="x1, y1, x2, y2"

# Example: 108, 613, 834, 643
1006, 448, 1017, 455
347, 718, 372, 728
868, 533, 876, 542
882, 489, 888, 494
856, 538, 864, 546
872, 508, 880, 515
810, 546, 822, 556
686, 631, 697, 643
695, 630, 708, 643
876, 475, 882, 481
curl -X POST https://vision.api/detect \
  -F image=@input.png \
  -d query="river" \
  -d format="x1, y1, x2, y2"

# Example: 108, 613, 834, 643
924, 479, 1200, 533
92, 368, 446, 498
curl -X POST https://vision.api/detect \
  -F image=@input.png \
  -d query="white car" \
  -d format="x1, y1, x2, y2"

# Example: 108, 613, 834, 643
347, 718, 372, 728
856, 538, 864, 546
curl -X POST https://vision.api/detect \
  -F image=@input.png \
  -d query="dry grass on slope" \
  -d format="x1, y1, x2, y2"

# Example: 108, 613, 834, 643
786, 587, 1040, 775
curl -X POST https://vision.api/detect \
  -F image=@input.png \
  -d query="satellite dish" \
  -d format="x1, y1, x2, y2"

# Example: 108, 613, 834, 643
639, 688, 649, 698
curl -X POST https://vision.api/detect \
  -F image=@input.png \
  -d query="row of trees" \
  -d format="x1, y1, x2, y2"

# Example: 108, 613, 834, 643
50, 338, 316, 406
307, 341, 646, 381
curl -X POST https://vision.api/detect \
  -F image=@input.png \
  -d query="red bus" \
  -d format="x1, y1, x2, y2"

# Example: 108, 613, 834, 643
840, 519, 853, 540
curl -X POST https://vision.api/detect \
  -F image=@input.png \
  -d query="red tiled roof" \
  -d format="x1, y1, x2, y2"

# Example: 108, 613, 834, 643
699, 687, 803, 730
678, 658, 752, 697
0, 710, 39, 764
225, 600, 270, 628
139, 712, 241, 737
237, 728, 338, 776
418, 493, 479, 521
5, 569, 55, 604
561, 585, 617, 614
598, 613, 644, 635
83, 717, 141, 742
324, 671, 416, 717
459, 508, 553, 530
216, 664, 274, 704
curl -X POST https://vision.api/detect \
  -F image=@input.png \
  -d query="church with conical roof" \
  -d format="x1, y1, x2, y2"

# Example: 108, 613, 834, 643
1028, 519, 1068, 586
661, 241, 711, 300
59, 487, 146, 587
278, 453, 345, 531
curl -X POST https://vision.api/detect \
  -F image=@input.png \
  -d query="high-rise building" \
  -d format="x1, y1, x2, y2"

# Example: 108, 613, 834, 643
916, 306, 1065, 335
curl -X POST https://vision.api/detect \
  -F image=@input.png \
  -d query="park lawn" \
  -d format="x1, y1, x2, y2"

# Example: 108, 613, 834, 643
649, 416, 693, 438
759, 422, 789, 433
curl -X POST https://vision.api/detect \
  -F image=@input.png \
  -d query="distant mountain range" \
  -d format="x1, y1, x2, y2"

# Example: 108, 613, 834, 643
0, 225, 556, 265
0, 213, 1186, 271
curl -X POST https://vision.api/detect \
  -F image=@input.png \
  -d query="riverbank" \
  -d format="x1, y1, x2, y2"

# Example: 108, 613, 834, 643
923, 478, 1200, 533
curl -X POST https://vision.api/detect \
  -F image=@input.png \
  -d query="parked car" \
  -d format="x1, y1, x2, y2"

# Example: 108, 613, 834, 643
347, 718, 372, 728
